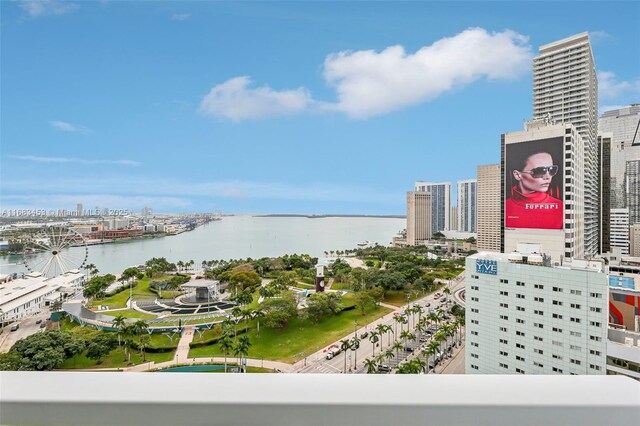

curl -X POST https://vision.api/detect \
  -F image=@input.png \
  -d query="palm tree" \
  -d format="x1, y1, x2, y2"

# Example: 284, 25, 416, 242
363, 358, 377, 374
384, 349, 395, 363
234, 335, 251, 372
412, 358, 427, 374
138, 334, 150, 361
340, 339, 351, 373
427, 341, 440, 373
392, 340, 403, 358
393, 314, 404, 337
252, 308, 265, 338
132, 320, 149, 338
428, 312, 440, 328
375, 323, 390, 350
219, 336, 234, 373
177, 260, 184, 272
369, 330, 380, 358
375, 352, 386, 366
111, 315, 126, 346
231, 306, 243, 339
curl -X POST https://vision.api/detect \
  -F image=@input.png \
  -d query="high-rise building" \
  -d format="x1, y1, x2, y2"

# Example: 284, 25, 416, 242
414, 181, 451, 232
477, 164, 501, 252
533, 32, 598, 256
76, 203, 83, 217
502, 119, 585, 262
406, 191, 432, 246
457, 179, 477, 233
599, 105, 640, 253
598, 133, 613, 253
610, 209, 630, 255
450, 206, 458, 231
465, 244, 608, 375
630, 224, 640, 257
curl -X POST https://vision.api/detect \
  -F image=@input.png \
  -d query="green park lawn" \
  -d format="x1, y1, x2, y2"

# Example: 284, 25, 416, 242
92, 276, 181, 309
382, 289, 429, 307
188, 304, 392, 363
59, 345, 175, 369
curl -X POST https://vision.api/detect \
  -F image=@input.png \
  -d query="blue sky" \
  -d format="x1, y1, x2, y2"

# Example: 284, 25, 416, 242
1, 1, 639, 215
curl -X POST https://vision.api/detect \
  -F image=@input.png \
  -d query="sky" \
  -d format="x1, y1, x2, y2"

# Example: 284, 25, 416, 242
1, 1, 639, 215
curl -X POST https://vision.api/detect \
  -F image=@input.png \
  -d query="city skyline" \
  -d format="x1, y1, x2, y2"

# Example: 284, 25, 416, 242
1, 1, 639, 214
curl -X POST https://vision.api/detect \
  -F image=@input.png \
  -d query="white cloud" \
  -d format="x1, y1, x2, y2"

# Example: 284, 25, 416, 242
2, 176, 397, 205
1, 194, 191, 212
49, 120, 90, 133
199, 76, 313, 121
323, 28, 532, 118
19, 0, 78, 17
9, 155, 141, 167
199, 28, 531, 121
598, 71, 640, 100
589, 30, 611, 43
171, 13, 191, 21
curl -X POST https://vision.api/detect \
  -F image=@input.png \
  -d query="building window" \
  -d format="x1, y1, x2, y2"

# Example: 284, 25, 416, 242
534, 361, 544, 368
516, 356, 525, 362
552, 327, 562, 333
570, 345, 581, 351
500, 279, 509, 284
589, 350, 600, 356
570, 317, 581, 323
471, 308, 479, 313
534, 310, 544, 316
499, 339, 508, 344
516, 306, 525, 312
570, 303, 581, 309
534, 297, 544, 302
534, 348, 543, 355
500, 291, 508, 296
589, 336, 602, 342
552, 313, 563, 319
590, 364, 601, 371
552, 367, 563, 373
499, 363, 508, 369
570, 331, 581, 337
499, 351, 508, 356
499, 303, 508, 308
516, 281, 525, 287
534, 323, 543, 329
553, 300, 563, 306
471, 331, 478, 336
516, 331, 525, 336
590, 321, 601, 327
590, 293, 602, 298
471, 353, 479, 359
499, 327, 507, 332
552, 354, 563, 360
570, 290, 582, 295
471, 320, 479, 325
553, 287, 563, 293
570, 359, 581, 365
534, 284, 544, 289
500, 315, 509, 320
534, 336, 543, 342
516, 294, 525, 299
590, 307, 602, 313
471, 364, 479, 370
552, 340, 563, 347
516, 343, 525, 349
471, 297, 479, 302
516, 318, 524, 324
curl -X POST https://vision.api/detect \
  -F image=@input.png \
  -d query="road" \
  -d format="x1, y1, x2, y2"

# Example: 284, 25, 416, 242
296, 281, 461, 374
0, 311, 51, 353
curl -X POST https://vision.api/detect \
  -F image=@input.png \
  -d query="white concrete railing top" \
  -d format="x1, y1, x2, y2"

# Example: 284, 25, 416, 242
1, 373, 638, 426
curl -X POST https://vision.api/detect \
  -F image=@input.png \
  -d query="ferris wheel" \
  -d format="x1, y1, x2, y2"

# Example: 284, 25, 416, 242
22, 226, 89, 278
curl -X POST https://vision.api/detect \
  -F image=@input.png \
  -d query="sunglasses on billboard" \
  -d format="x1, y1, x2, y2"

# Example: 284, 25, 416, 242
519, 165, 558, 178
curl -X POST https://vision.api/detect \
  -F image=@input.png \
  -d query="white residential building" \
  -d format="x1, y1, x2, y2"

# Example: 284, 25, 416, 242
465, 244, 608, 375
533, 32, 599, 256
610, 209, 630, 255
457, 179, 477, 233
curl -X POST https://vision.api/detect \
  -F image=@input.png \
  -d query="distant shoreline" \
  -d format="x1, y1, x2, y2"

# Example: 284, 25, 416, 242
253, 214, 406, 219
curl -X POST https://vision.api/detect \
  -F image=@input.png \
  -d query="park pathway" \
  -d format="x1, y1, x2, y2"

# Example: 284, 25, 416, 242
174, 325, 195, 364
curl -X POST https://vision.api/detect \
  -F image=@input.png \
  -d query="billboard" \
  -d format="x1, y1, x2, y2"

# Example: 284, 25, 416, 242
476, 259, 497, 275
505, 137, 564, 229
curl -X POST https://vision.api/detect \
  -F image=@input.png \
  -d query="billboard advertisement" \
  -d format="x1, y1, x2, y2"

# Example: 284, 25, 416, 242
505, 137, 564, 229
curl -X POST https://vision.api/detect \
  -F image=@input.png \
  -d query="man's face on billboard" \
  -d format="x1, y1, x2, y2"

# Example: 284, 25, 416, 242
513, 152, 554, 194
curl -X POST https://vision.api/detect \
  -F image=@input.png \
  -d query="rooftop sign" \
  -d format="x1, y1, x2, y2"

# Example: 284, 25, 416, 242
476, 259, 497, 275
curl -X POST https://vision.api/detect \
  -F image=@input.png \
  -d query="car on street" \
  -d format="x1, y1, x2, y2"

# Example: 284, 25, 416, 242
419, 336, 429, 342
425, 302, 431, 307
404, 347, 414, 352
35, 319, 42, 324
360, 331, 368, 339
378, 364, 391, 372
10, 324, 19, 332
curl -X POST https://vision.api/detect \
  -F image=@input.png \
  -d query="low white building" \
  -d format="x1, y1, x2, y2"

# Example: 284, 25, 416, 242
0, 270, 84, 323
466, 244, 608, 375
